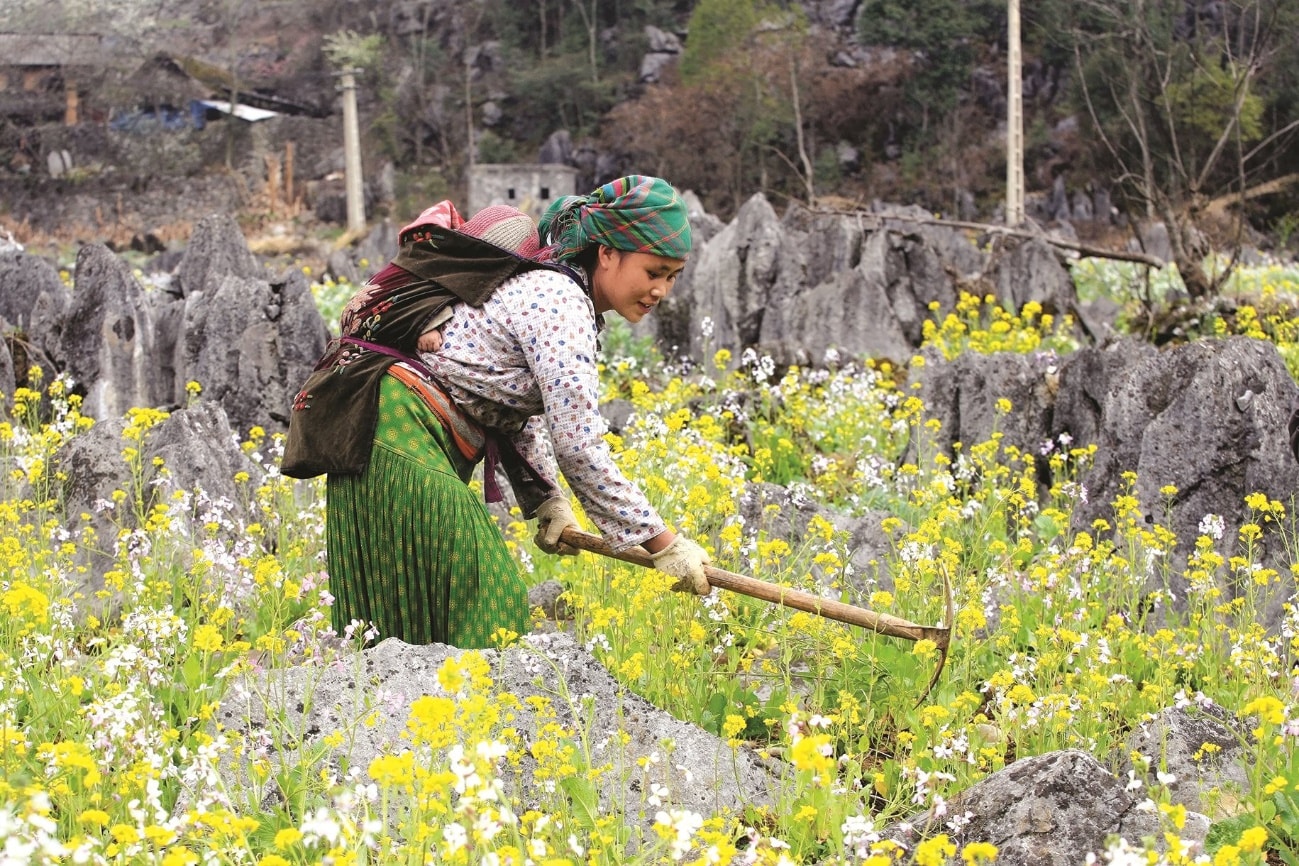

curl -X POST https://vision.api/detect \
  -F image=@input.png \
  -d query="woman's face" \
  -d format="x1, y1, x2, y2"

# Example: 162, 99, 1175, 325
590, 246, 687, 322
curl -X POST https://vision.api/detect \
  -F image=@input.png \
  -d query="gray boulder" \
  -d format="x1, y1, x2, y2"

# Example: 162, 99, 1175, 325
176, 229, 329, 435
0, 329, 13, 406
917, 350, 1059, 465
658, 193, 786, 360
51, 401, 265, 604
873, 202, 988, 280
658, 194, 996, 366
1070, 336, 1299, 622
0, 249, 72, 369
1120, 702, 1252, 813
1049, 339, 1159, 450
211, 633, 778, 831
58, 243, 169, 420
917, 337, 1298, 623
176, 213, 268, 298
890, 750, 1170, 866
988, 237, 1078, 319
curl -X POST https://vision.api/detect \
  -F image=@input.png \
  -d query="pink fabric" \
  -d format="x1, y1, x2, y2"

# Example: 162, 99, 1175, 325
398, 200, 464, 244
461, 205, 543, 259
400, 200, 541, 258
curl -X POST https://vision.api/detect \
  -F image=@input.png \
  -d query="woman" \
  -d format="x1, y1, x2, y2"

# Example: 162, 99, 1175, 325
323, 177, 711, 648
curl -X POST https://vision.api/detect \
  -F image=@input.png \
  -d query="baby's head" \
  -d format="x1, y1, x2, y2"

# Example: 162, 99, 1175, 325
459, 205, 542, 259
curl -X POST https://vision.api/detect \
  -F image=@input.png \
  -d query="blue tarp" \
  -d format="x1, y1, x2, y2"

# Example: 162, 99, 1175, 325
108, 103, 205, 133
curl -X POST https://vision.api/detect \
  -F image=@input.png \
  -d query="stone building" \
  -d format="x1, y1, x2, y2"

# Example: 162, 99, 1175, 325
467, 163, 578, 220
0, 33, 110, 124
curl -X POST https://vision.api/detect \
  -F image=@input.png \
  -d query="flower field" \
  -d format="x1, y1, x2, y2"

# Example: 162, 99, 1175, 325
1, 259, 1298, 865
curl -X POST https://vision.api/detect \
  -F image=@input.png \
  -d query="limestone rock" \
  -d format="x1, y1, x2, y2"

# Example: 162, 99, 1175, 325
917, 350, 1059, 464
1120, 702, 1252, 813
177, 259, 328, 435
0, 249, 72, 370
0, 329, 14, 406
58, 243, 168, 420
212, 633, 779, 831
176, 213, 269, 298
889, 750, 1170, 866
1071, 336, 1299, 623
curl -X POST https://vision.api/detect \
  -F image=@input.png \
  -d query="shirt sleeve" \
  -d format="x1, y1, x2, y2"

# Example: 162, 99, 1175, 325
505, 274, 666, 551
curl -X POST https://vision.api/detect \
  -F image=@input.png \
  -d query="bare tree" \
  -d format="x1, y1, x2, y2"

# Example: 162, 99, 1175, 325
1070, 0, 1293, 299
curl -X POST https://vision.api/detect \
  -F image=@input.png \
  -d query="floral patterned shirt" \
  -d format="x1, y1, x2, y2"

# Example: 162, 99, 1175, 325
422, 267, 665, 551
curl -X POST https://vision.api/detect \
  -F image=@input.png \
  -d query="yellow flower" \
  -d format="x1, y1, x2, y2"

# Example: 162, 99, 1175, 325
2, 582, 50, 625
962, 841, 998, 864
193, 624, 224, 652
1241, 696, 1285, 726
274, 828, 303, 849
1237, 826, 1267, 852
1213, 843, 1241, 866
369, 752, 414, 788
916, 834, 956, 866
790, 734, 834, 776
437, 657, 466, 693
78, 809, 110, 827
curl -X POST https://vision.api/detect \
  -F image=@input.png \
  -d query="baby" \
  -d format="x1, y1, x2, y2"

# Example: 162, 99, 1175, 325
416, 204, 542, 353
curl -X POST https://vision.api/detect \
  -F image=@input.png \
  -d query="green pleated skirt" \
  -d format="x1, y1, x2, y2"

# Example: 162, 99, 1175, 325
325, 374, 529, 648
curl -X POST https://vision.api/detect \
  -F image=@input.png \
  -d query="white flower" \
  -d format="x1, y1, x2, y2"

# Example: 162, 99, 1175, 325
655, 808, 704, 859
300, 807, 342, 846
1198, 513, 1225, 540
442, 822, 468, 856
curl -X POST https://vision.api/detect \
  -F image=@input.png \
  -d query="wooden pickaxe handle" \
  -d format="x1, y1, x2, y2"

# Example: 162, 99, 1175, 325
558, 527, 951, 648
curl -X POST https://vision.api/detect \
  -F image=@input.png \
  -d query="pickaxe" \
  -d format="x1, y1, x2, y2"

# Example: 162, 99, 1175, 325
558, 527, 954, 705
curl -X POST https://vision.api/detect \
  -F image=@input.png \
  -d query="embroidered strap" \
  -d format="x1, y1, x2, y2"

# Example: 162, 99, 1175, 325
342, 336, 436, 377
343, 339, 549, 507
386, 363, 486, 464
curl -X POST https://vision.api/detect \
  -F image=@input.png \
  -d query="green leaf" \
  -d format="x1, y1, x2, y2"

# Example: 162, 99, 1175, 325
560, 774, 601, 831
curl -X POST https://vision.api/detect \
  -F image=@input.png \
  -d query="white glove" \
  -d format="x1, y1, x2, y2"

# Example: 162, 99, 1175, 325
534, 496, 580, 555
650, 535, 712, 595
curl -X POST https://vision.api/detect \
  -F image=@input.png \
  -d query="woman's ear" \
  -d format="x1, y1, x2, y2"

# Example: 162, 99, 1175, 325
595, 244, 621, 270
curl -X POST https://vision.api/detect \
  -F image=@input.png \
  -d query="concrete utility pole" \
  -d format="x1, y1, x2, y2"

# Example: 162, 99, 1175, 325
339, 68, 366, 234
1006, 0, 1025, 226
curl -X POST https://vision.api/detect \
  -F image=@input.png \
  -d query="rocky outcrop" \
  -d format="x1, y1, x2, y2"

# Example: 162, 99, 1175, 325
1121, 702, 1252, 814
917, 335, 1299, 625
0, 248, 71, 369
660, 194, 1080, 367
211, 633, 780, 827
50, 400, 265, 603
2, 214, 329, 435
59, 243, 171, 421
890, 750, 1172, 866
0, 332, 14, 406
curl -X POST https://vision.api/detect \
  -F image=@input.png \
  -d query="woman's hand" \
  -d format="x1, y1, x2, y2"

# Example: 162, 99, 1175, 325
534, 496, 580, 556
650, 535, 712, 595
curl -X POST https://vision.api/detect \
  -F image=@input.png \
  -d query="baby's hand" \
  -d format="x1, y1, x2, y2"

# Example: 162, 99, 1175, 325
417, 329, 444, 353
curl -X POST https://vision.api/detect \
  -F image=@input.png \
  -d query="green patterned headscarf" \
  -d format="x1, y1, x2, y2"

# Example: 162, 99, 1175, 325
538, 175, 692, 262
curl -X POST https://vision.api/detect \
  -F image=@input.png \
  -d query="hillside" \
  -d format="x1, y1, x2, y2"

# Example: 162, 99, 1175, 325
1, 0, 1297, 266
